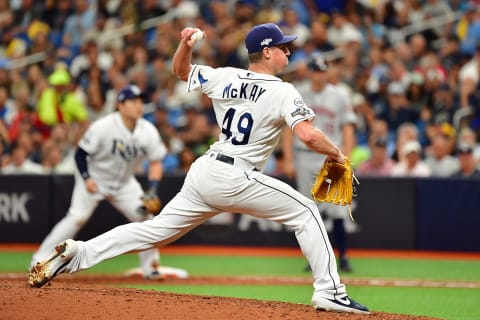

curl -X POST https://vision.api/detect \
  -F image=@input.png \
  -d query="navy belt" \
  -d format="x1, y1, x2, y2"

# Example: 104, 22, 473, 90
209, 151, 259, 171
215, 153, 234, 165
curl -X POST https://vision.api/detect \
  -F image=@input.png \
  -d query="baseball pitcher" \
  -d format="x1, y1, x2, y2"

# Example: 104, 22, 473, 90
28, 24, 368, 315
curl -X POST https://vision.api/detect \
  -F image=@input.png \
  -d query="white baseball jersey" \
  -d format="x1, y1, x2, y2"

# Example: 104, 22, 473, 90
79, 112, 167, 190
65, 64, 350, 301
31, 112, 167, 275
187, 65, 315, 171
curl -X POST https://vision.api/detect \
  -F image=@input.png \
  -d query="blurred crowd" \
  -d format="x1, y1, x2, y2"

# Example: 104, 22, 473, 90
0, 0, 480, 178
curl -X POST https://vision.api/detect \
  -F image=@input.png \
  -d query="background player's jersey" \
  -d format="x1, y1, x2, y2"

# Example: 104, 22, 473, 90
294, 83, 356, 152
187, 65, 315, 171
78, 112, 166, 189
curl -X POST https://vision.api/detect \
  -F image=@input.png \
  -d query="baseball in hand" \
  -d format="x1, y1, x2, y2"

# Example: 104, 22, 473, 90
190, 28, 205, 42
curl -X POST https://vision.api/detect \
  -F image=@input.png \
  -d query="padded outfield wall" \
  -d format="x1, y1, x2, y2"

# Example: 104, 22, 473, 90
0, 174, 479, 252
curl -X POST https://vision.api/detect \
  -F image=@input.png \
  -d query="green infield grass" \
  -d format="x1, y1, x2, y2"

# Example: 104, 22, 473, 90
1, 251, 479, 320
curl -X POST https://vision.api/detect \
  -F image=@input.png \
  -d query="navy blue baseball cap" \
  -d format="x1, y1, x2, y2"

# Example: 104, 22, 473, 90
245, 23, 297, 54
117, 84, 143, 102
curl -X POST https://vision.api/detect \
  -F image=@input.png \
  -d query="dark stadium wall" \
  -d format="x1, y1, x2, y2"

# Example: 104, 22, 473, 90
0, 175, 479, 252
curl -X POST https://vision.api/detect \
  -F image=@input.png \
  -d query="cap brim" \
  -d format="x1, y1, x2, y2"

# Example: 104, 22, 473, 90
274, 35, 297, 46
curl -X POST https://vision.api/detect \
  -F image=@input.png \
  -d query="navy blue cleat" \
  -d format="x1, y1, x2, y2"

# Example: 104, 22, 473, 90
312, 295, 370, 314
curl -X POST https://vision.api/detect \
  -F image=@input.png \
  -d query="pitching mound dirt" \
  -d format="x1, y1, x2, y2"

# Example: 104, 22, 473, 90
1, 278, 442, 320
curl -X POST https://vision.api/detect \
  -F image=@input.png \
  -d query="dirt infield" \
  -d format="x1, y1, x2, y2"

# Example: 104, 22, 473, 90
2, 277, 442, 320
6, 270, 462, 320
5, 246, 478, 319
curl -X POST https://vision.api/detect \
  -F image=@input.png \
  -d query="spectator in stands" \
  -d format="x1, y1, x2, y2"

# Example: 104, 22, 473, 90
351, 92, 375, 146
83, 11, 124, 52
422, 0, 452, 19
365, 45, 390, 97
428, 82, 459, 125
27, 20, 53, 55
0, 0, 478, 176
327, 10, 364, 49
0, 85, 15, 125
7, 85, 36, 143
41, 0, 72, 43
25, 64, 48, 102
458, 44, 480, 116
215, 32, 244, 69
103, 73, 128, 118
233, 0, 258, 25
148, 103, 183, 173
84, 80, 108, 121
424, 121, 457, 155
0, 117, 9, 148
36, 67, 89, 138
424, 134, 459, 177
0, 139, 9, 169
407, 35, 426, 64
456, 3, 480, 56
70, 40, 112, 83
439, 34, 463, 72
406, 71, 427, 114
456, 126, 480, 167
379, 81, 419, 137
349, 94, 378, 168
11, 0, 39, 32
138, 0, 167, 22
48, 124, 73, 158
176, 105, 213, 156
63, 0, 96, 49
450, 142, 480, 178
39, 136, 74, 174
1, 145, 43, 174
392, 122, 419, 162
392, 140, 431, 177
356, 135, 395, 176
310, 19, 336, 53
40, 139, 62, 173
279, 6, 310, 47
14, 130, 39, 161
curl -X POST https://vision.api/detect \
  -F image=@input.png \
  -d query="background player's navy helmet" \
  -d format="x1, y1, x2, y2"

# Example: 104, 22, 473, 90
117, 84, 143, 102
245, 23, 297, 54
307, 55, 328, 72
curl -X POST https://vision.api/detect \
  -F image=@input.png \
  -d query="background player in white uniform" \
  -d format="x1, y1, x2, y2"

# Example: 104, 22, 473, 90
283, 56, 357, 272
30, 84, 183, 279
29, 24, 369, 314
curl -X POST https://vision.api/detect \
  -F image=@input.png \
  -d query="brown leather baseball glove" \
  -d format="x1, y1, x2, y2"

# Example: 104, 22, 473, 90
311, 157, 359, 218
140, 190, 162, 215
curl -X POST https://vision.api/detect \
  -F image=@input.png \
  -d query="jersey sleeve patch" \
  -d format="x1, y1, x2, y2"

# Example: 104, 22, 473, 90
187, 65, 211, 92
284, 95, 315, 129
290, 98, 312, 117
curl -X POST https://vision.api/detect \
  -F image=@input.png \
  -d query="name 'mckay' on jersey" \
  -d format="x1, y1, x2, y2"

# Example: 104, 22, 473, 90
222, 82, 267, 102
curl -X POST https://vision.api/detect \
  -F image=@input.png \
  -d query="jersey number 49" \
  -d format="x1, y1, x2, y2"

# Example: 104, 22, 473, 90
221, 108, 254, 145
